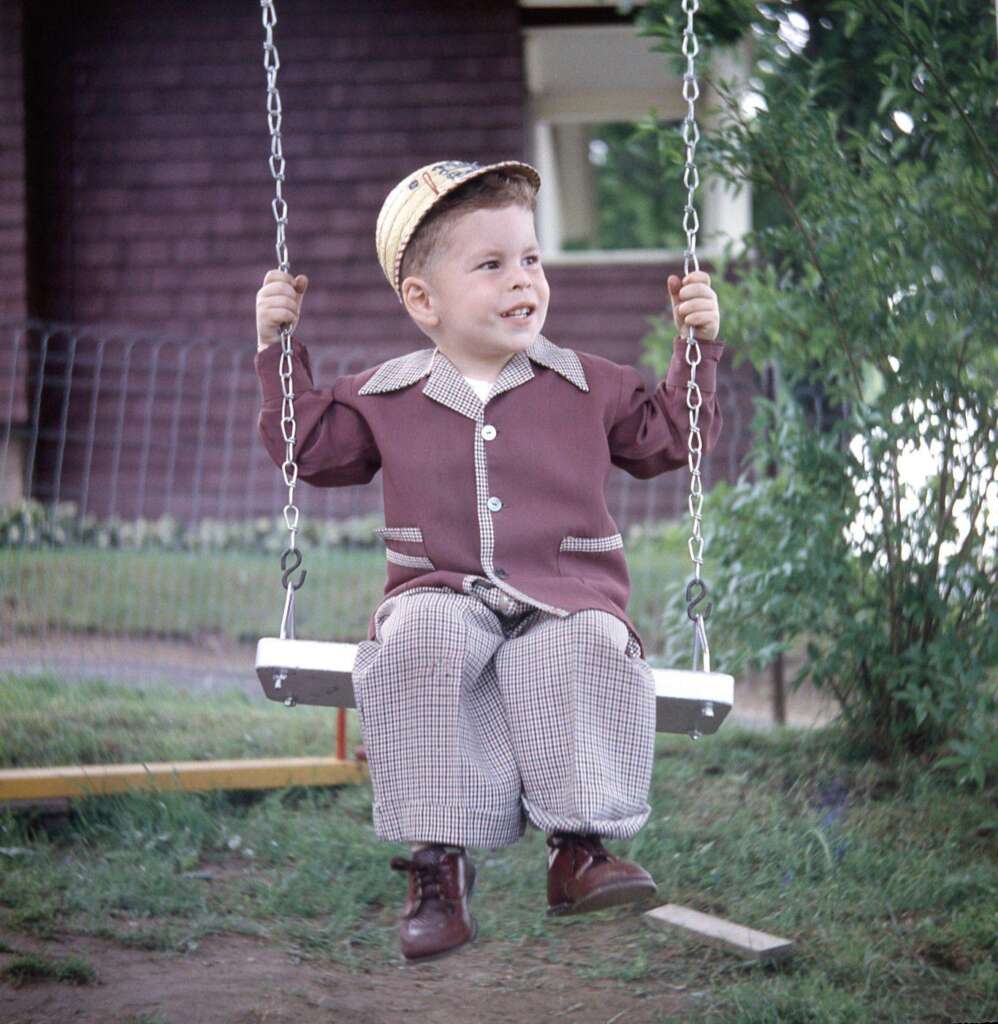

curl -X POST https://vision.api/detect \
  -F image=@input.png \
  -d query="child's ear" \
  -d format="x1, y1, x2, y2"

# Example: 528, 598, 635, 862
401, 276, 439, 328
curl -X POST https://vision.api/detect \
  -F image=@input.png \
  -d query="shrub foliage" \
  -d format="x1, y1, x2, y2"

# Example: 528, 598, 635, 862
639, 0, 996, 777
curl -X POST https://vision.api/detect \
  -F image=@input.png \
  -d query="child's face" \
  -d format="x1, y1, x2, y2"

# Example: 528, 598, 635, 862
405, 203, 550, 369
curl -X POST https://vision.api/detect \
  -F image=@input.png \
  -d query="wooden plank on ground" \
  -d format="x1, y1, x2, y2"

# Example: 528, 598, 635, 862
0, 757, 368, 801
644, 903, 795, 962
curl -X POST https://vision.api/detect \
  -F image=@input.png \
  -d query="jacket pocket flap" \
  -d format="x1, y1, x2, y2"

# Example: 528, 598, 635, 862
560, 533, 623, 553
373, 526, 424, 543
385, 549, 435, 570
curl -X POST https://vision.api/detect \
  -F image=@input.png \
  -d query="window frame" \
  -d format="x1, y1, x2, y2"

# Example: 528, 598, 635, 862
523, 23, 750, 267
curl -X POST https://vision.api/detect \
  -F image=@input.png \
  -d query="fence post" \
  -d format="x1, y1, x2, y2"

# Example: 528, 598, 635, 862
764, 360, 786, 726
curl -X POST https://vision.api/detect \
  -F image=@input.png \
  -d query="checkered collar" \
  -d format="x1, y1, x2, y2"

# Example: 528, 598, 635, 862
357, 333, 589, 421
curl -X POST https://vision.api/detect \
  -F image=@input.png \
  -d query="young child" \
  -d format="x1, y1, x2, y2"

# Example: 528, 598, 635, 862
254, 159, 724, 963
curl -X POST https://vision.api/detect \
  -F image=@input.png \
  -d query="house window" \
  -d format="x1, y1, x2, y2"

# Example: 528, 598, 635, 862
523, 22, 751, 265
546, 119, 693, 253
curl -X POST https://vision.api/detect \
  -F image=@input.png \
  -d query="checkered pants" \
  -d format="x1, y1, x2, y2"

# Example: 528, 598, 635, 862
351, 580, 657, 850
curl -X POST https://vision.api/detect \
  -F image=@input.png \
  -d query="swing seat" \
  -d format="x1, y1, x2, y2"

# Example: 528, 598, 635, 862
255, 637, 733, 736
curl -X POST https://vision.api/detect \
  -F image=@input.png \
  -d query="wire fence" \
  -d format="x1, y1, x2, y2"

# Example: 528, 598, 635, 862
1, 316, 764, 662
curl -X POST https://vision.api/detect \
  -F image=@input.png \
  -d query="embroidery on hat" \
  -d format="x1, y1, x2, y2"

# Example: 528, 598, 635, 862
431, 160, 481, 181
421, 171, 440, 196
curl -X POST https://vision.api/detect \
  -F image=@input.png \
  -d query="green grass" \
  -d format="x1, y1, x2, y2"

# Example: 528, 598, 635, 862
0, 671, 364, 769
0, 538, 692, 653
1, 545, 388, 644
0, 951, 97, 988
1, 672, 994, 1023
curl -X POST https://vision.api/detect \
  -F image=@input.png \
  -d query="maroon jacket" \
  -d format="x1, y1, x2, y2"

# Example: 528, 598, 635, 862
255, 332, 725, 658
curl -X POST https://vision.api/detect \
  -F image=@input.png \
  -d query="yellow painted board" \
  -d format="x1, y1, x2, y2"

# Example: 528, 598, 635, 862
644, 903, 795, 961
0, 757, 368, 801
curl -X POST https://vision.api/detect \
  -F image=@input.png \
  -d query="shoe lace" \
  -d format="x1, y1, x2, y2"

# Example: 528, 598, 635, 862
390, 854, 458, 915
548, 832, 613, 868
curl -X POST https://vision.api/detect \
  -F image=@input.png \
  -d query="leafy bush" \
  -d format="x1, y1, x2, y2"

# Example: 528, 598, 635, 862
640, 0, 997, 774
0, 499, 385, 554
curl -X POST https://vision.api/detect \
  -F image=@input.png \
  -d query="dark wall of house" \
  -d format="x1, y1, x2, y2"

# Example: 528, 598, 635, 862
10, 0, 758, 524
1, 1, 29, 425
21, 0, 529, 339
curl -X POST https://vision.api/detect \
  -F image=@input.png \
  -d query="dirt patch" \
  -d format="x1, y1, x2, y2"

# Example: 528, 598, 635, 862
1, 919, 696, 1024
0, 632, 826, 1021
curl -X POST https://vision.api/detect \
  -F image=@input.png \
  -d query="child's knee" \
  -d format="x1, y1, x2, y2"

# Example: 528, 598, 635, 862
377, 593, 466, 647
570, 609, 632, 659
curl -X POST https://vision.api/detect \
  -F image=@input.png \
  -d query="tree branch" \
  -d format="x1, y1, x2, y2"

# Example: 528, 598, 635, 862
874, 2, 998, 180
940, 460, 997, 608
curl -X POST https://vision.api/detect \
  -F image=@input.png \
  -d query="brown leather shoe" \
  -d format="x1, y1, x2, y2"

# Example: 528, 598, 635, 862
546, 832, 657, 916
389, 845, 478, 961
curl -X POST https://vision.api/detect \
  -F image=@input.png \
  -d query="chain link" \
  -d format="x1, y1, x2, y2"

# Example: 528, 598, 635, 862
261, 0, 306, 640
680, 0, 713, 674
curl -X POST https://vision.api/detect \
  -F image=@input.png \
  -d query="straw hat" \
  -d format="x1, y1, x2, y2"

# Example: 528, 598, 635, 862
375, 160, 542, 301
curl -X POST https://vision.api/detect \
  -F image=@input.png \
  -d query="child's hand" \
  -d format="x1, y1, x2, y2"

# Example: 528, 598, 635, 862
256, 269, 309, 351
667, 271, 720, 342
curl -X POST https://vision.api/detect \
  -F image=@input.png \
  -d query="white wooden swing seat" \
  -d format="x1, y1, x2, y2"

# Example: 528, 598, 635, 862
256, 637, 733, 736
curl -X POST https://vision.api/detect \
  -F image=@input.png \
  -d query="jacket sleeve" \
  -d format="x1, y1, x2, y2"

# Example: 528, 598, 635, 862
608, 335, 725, 479
254, 337, 381, 487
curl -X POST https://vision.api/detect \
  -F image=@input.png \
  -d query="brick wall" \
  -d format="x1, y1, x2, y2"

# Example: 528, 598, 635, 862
0, 1, 28, 504
0, 2, 27, 323
23, 0, 528, 340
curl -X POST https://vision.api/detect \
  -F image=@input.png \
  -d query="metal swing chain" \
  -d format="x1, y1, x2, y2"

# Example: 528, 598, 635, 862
261, 0, 306, 642
679, 0, 714, 676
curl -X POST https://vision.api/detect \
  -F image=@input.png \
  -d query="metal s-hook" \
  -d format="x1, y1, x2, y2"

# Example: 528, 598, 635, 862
280, 545, 307, 590
685, 577, 712, 623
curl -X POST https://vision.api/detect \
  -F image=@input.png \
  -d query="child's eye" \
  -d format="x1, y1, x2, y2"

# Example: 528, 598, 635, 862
479, 256, 540, 269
